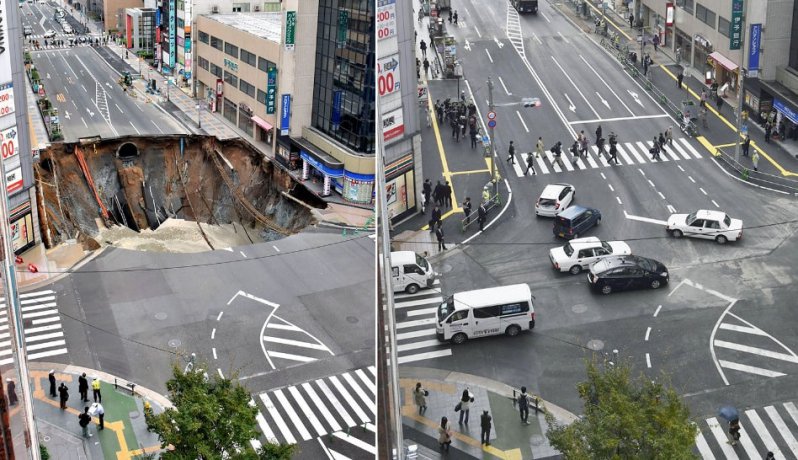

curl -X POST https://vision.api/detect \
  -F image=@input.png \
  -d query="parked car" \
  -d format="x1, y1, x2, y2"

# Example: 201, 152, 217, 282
549, 237, 631, 275
535, 183, 575, 217
552, 205, 601, 240
666, 209, 742, 244
587, 255, 669, 295
23, 26, 33, 36
43, 30, 56, 38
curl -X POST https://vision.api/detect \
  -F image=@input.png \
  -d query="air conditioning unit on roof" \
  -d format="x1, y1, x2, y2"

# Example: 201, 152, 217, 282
211, 5, 219, 13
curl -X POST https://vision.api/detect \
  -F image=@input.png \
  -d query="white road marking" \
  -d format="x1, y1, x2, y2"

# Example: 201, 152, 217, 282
211, 328, 215, 339
342, 372, 375, 415
485, 49, 493, 63
252, 399, 277, 443
615, 196, 622, 204
516, 111, 529, 132
397, 349, 452, 364
262, 336, 331, 351
647, 179, 656, 188
217, 369, 224, 378
657, 192, 666, 200
267, 351, 317, 362
333, 431, 377, 455
216, 311, 224, 321
607, 183, 614, 191
719, 323, 767, 335
301, 382, 342, 432
129, 120, 141, 134
551, 56, 598, 118
785, 402, 798, 428
540, 11, 551, 22
645, 327, 651, 341
27, 348, 68, 360
395, 297, 442, 308
115, 103, 123, 113
746, 410, 783, 458
622, 210, 668, 226
474, 26, 481, 38
706, 417, 738, 458
694, 432, 713, 460
81, 117, 88, 128
557, 31, 569, 44
397, 339, 442, 352
24, 332, 64, 343
240, 251, 247, 258
688, 175, 696, 183
406, 307, 437, 317
765, 405, 798, 456
712, 200, 720, 207
532, 33, 542, 45
699, 187, 707, 195
395, 318, 436, 329
677, 164, 685, 172
645, 353, 651, 368
212, 348, 217, 359
355, 369, 376, 395
260, 392, 297, 444
274, 388, 312, 440
273, 245, 280, 252
329, 375, 370, 423
498, 76, 511, 95
714, 340, 798, 363
316, 379, 357, 428
397, 329, 435, 341
288, 386, 326, 436
26, 340, 66, 351
666, 204, 677, 213
568, 113, 671, 125
717, 360, 786, 377
267, 323, 302, 332
151, 119, 164, 133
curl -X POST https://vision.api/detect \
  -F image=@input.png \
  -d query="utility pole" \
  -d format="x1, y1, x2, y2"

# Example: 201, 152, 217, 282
733, 15, 747, 164
487, 76, 498, 197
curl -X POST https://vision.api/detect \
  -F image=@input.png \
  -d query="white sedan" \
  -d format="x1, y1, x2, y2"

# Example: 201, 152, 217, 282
666, 210, 742, 244
549, 236, 631, 275
535, 183, 575, 217
43, 30, 56, 38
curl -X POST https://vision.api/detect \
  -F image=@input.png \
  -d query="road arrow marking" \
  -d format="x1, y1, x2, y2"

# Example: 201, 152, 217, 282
85, 107, 94, 117
63, 111, 70, 120
596, 92, 610, 109
666, 204, 677, 213
564, 93, 576, 112
464, 39, 471, 51
493, 36, 504, 48
627, 89, 644, 107
46, 73, 50, 79
622, 210, 667, 226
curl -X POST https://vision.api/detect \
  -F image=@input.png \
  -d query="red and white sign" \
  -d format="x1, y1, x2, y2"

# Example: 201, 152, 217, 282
0, 83, 15, 120
382, 108, 404, 142
377, 55, 401, 97
665, 3, 674, 26
0, 125, 19, 164
216, 79, 224, 96
5, 166, 22, 194
376, 0, 397, 41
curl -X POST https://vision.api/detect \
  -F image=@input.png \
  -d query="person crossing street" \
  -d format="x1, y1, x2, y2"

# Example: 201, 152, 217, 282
524, 149, 536, 176
506, 141, 516, 164
608, 133, 618, 164
420, 39, 427, 58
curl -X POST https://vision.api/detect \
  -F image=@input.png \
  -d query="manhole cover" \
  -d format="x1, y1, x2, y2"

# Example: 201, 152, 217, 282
586, 339, 604, 351
346, 316, 358, 324
571, 303, 588, 314
438, 263, 453, 274
167, 339, 181, 348
129, 411, 139, 419
154, 312, 167, 320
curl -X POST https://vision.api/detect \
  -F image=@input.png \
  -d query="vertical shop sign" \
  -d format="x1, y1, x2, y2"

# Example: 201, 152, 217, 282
285, 11, 296, 51
730, 0, 744, 50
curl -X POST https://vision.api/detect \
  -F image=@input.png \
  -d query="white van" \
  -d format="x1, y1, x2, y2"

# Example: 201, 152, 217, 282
436, 284, 535, 344
390, 251, 436, 294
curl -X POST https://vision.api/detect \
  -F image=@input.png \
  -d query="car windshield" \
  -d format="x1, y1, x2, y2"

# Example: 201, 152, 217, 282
437, 297, 454, 323
723, 215, 731, 227
563, 243, 574, 257
686, 212, 697, 224
539, 198, 555, 207
602, 241, 612, 252
415, 253, 429, 271
637, 257, 653, 272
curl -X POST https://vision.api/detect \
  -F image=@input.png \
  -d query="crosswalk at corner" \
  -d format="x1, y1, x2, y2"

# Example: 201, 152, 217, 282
0, 290, 68, 366
250, 366, 376, 457
393, 280, 451, 364
695, 401, 798, 459
511, 137, 703, 176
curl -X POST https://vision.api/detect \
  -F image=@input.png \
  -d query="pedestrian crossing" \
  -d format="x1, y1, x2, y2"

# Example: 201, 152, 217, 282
262, 314, 335, 369
695, 400, 798, 459
713, 316, 798, 380
315, 423, 377, 459
0, 289, 68, 366
394, 280, 452, 365
249, 366, 376, 451
511, 137, 704, 177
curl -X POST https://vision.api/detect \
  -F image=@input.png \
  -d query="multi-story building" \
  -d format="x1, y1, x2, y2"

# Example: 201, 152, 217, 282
84, 0, 144, 32
635, 0, 798, 139
123, 7, 157, 56
379, 0, 422, 222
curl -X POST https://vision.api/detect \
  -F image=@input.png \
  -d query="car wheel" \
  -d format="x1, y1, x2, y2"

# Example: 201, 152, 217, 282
595, 218, 601, 226
569, 265, 582, 275
405, 284, 419, 295
451, 333, 467, 345
716, 235, 728, 244
672, 229, 683, 238
601, 284, 612, 295
506, 325, 521, 337
650, 279, 661, 289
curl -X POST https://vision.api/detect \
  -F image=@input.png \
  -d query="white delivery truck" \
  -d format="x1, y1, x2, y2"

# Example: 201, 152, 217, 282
436, 284, 535, 344
390, 251, 437, 294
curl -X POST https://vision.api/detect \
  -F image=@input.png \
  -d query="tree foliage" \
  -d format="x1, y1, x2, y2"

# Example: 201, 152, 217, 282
546, 356, 698, 460
145, 364, 297, 460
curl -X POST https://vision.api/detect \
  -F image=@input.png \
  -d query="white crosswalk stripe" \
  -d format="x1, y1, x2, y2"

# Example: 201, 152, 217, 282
713, 318, 798, 380
0, 290, 68, 365
261, 315, 334, 367
512, 138, 704, 177
696, 401, 798, 459
393, 281, 452, 364
251, 367, 376, 449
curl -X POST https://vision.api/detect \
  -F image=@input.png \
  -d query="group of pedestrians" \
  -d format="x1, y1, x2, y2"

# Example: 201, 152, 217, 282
45, 370, 106, 438
432, 98, 478, 145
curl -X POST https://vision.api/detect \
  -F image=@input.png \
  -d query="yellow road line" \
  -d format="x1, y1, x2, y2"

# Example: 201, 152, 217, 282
713, 142, 738, 149
427, 91, 456, 204
586, 4, 632, 41
420, 208, 464, 231
450, 168, 491, 176
697, 136, 719, 157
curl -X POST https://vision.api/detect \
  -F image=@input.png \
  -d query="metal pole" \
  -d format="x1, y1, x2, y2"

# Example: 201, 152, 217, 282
197, 103, 201, 128
733, 17, 747, 164
487, 76, 497, 196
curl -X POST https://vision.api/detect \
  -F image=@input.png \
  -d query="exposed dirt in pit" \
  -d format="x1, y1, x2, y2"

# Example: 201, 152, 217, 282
36, 136, 320, 252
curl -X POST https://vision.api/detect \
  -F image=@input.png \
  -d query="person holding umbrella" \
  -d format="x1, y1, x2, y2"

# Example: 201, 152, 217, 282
718, 406, 741, 446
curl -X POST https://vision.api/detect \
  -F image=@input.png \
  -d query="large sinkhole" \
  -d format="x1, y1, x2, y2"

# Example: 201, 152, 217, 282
35, 136, 323, 252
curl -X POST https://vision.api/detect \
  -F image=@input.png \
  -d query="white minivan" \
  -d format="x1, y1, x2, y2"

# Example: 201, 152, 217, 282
436, 284, 535, 344
390, 251, 436, 294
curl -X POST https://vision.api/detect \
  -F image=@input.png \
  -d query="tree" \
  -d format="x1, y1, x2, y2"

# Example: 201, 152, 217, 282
145, 364, 297, 459
546, 356, 698, 459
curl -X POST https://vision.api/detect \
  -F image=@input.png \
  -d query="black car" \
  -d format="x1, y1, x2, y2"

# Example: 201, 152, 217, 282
587, 255, 669, 295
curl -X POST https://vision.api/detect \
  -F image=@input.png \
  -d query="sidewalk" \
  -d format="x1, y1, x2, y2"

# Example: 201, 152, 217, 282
3, 241, 94, 294
25, 361, 170, 459
399, 367, 576, 459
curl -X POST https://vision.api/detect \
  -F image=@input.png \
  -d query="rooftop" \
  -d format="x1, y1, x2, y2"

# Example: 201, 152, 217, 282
202, 12, 282, 43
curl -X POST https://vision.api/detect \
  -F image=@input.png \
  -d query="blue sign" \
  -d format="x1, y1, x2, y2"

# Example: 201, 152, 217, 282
155, 8, 161, 27
280, 94, 291, 135
331, 90, 343, 130
774, 98, 798, 124
749, 24, 761, 72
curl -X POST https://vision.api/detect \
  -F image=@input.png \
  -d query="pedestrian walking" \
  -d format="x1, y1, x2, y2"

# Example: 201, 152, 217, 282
433, 181, 444, 207
448, 8, 453, 23
462, 197, 472, 225
49, 370, 57, 397
438, 416, 453, 451
676, 46, 682, 65
423, 58, 430, 77
453, 10, 458, 24
608, 140, 618, 164
78, 373, 89, 402
752, 150, 760, 171
742, 135, 751, 156
658, 132, 667, 152
570, 141, 580, 164
58, 382, 69, 410
6, 379, 17, 406
728, 418, 741, 445
78, 407, 92, 438
422, 179, 432, 211
650, 137, 661, 160
429, 205, 442, 233
765, 452, 775, 460
517, 386, 530, 424
765, 122, 772, 143
716, 94, 724, 111
480, 410, 492, 446
507, 141, 516, 164
595, 125, 602, 143
420, 39, 427, 58
551, 141, 563, 165
628, 13, 634, 29
700, 89, 708, 107
677, 71, 684, 89
652, 34, 660, 52
470, 126, 478, 149
666, 126, 673, 146
90, 402, 105, 430
435, 222, 446, 251
596, 136, 606, 156
92, 377, 101, 403
426, 107, 432, 127
535, 136, 545, 159
414, 382, 428, 414
524, 150, 536, 175
457, 389, 474, 424
477, 203, 487, 231
443, 181, 452, 208
579, 133, 589, 157
700, 107, 708, 129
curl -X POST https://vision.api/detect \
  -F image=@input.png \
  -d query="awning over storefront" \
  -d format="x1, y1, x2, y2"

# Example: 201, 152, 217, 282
294, 137, 344, 178
251, 116, 273, 131
759, 80, 798, 124
708, 52, 739, 72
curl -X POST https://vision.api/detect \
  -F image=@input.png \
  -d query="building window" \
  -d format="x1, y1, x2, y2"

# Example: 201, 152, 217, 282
258, 57, 276, 73
240, 49, 257, 67
198, 31, 209, 44
238, 107, 253, 135
677, 0, 694, 14
239, 79, 256, 97
198, 56, 210, 71
696, 4, 716, 27
232, 4, 251, 12
224, 70, 238, 88
223, 97, 237, 124
211, 36, 223, 51
257, 89, 267, 105
210, 63, 223, 78
224, 42, 239, 58
718, 16, 730, 37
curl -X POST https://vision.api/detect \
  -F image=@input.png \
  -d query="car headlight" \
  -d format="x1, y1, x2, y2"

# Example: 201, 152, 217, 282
661, 272, 668, 277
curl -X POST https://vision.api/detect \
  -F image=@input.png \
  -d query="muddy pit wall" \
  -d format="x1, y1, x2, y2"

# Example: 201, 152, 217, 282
36, 136, 317, 248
